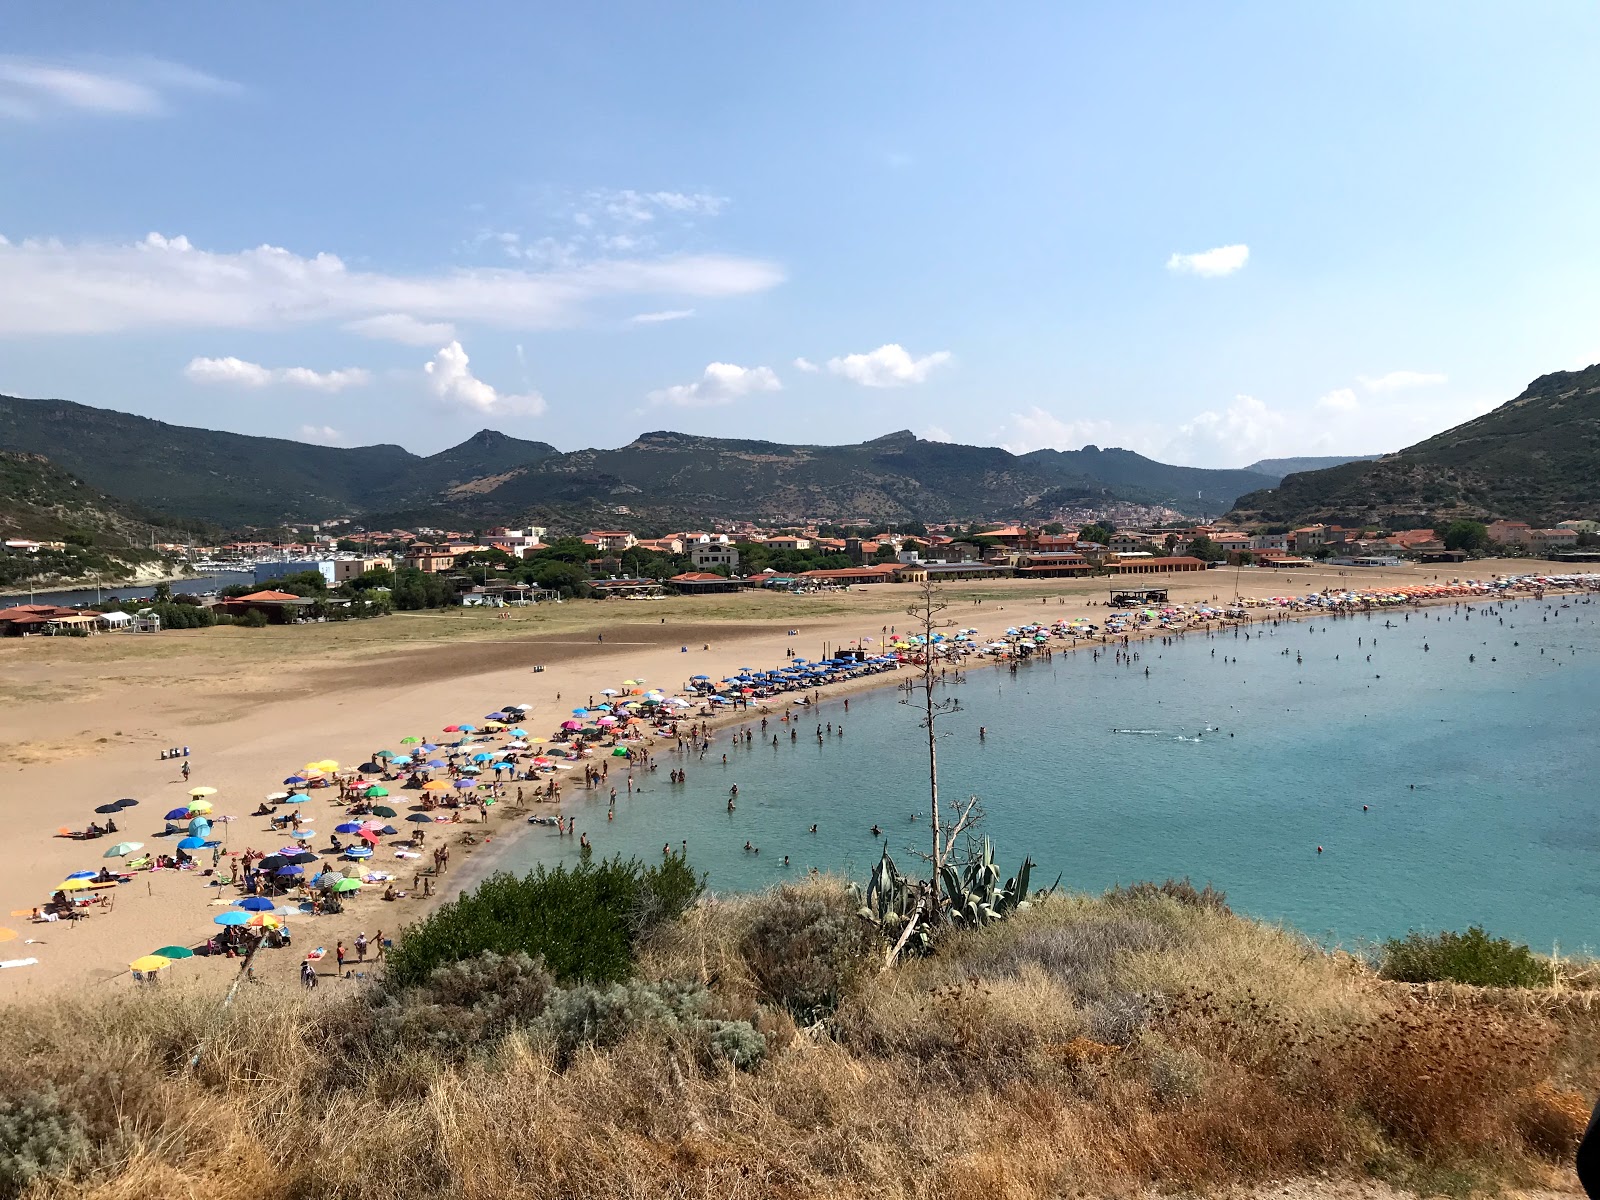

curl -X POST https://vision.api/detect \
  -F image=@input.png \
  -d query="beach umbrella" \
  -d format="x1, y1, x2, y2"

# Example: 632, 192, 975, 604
458, 765, 481, 775
163, 807, 191, 821
406, 813, 433, 824
443, 725, 461, 732
344, 847, 373, 859
65, 871, 96, 880
103, 841, 144, 857
335, 822, 365, 834
280, 796, 308, 804
187, 817, 211, 835
400, 736, 420, 744
600, 688, 620, 696
94, 802, 124, 815
246, 913, 282, 928
471, 752, 492, 763
508, 728, 527, 737
426, 759, 447, 768
332, 877, 363, 892
290, 830, 315, 841
286, 851, 317, 865
235, 897, 276, 911
130, 955, 173, 973
314, 871, 343, 888
453, 778, 476, 789
275, 865, 304, 877
374, 750, 396, 759
421, 780, 449, 792
377, 825, 398, 836
371, 805, 397, 818
177, 836, 207, 850
152, 946, 194, 960
256, 854, 287, 871
187, 786, 217, 798
358, 761, 383, 774
116, 798, 139, 809
421, 743, 438, 752
186, 800, 212, 815
57, 879, 95, 891
214, 911, 250, 926
284, 776, 307, 786
358, 829, 380, 844
561, 720, 584, 730
458, 724, 477, 733
484, 712, 506, 721
611, 747, 629, 756
365, 786, 389, 798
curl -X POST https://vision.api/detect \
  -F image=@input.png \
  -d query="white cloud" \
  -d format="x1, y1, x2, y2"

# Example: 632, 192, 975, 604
298, 425, 345, 445
0, 231, 784, 335
1359, 370, 1448, 391
0, 56, 235, 120
1003, 408, 1132, 455
826, 343, 952, 388
629, 308, 695, 324
922, 426, 952, 442
1316, 387, 1359, 411
648, 362, 782, 408
792, 356, 819, 373
345, 312, 457, 346
1165, 243, 1250, 277
592, 189, 726, 224
424, 341, 546, 417
184, 356, 370, 392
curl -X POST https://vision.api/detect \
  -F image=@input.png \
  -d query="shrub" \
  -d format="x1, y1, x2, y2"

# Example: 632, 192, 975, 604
0, 1088, 92, 1198
704, 1019, 766, 1069
386, 856, 704, 988
1106, 877, 1231, 914
1378, 926, 1552, 988
740, 885, 876, 1022
969, 912, 1180, 1004
535, 978, 765, 1071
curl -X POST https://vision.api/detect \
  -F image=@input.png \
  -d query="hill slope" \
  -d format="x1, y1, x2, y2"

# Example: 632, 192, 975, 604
1229, 364, 1600, 527
0, 394, 1281, 527
0, 451, 195, 546
1243, 455, 1379, 480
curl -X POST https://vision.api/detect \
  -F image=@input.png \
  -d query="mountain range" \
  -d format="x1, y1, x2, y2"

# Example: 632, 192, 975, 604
1229, 364, 1600, 527
0, 394, 1321, 529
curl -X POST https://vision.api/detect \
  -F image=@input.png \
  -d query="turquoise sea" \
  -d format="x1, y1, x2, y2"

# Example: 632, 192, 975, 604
508, 594, 1600, 951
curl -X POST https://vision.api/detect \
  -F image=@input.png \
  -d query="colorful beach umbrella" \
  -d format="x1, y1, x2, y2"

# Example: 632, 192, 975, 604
163, 807, 191, 821
187, 786, 217, 798
103, 841, 144, 857
57, 879, 94, 891
186, 800, 212, 814
130, 955, 173, 973
152, 945, 194, 960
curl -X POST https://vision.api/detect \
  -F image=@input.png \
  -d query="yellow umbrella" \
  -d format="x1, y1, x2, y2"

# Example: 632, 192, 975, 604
57, 879, 94, 891
187, 800, 213, 814
188, 786, 218, 797
314, 760, 339, 772
129, 955, 172, 972
245, 913, 281, 928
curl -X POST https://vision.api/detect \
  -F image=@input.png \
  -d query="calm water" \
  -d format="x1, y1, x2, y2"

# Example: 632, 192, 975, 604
508, 596, 1600, 951
3, 572, 255, 606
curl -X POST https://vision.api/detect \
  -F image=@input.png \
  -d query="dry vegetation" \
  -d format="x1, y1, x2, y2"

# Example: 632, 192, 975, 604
3, 881, 1594, 1199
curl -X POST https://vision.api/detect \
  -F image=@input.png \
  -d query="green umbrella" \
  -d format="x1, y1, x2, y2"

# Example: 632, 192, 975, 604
373, 750, 395, 759
365, 786, 389, 798
370, 805, 397, 818
103, 841, 144, 858
400, 736, 420, 744
152, 945, 195, 960
331, 878, 362, 893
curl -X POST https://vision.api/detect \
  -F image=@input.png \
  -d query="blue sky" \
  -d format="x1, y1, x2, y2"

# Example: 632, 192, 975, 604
3, 3, 1599, 465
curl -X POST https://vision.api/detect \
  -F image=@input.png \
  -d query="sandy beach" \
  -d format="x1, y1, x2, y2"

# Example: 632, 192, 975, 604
0, 559, 1574, 999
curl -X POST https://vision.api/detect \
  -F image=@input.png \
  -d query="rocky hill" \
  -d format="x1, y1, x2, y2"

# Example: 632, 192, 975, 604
0, 395, 1282, 527
1230, 364, 1600, 527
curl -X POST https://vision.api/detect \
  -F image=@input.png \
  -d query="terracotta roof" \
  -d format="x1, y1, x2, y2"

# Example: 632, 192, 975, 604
670, 572, 727, 582
230, 589, 302, 602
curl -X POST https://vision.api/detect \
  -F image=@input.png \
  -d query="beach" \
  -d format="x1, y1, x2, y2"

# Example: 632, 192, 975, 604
0, 559, 1581, 998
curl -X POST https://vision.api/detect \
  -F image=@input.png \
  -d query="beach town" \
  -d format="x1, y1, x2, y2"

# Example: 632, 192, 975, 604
2, 558, 1593, 996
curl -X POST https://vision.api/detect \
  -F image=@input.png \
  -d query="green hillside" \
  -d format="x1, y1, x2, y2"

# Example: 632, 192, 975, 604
0, 394, 1282, 528
1242, 455, 1378, 479
1229, 364, 1600, 526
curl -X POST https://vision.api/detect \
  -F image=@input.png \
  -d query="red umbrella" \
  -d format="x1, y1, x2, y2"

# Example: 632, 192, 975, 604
359, 829, 380, 845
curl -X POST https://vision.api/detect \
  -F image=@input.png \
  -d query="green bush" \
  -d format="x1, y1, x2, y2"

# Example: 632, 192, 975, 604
741, 885, 875, 1022
1106, 877, 1231, 915
386, 856, 704, 988
1378, 926, 1552, 988
0, 1088, 91, 1198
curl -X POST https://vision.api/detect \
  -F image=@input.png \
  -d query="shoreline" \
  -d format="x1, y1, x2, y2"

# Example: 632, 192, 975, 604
3, 563, 1589, 997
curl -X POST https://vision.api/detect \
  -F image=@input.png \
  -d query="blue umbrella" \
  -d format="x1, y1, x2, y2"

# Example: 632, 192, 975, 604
344, 847, 373, 859
187, 817, 211, 835
471, 752, 492, 763
484, 712, 506, 720
571, 708, 588, 716
65, 871, 96, 880
163, 807, 190, 821
234, 897, 276, 911
690, 674, 710, 681
334, 822, 364, 834
421, 743, 438, 752
177, 836, 207, 850
280, 796, 308, 804
427, 760, 447, 769
275, 864, 305, 876
284, 775, 307, 785
214, 911, 250, 926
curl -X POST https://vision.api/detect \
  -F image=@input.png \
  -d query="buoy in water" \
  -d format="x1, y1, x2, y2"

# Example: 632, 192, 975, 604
1316, 846, 1323, 853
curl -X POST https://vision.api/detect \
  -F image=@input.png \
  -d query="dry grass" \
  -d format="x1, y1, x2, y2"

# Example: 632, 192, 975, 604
3, 885, 1594, 1199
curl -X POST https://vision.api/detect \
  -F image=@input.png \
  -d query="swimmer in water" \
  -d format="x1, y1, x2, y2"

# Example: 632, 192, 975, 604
870, 824, 881, 837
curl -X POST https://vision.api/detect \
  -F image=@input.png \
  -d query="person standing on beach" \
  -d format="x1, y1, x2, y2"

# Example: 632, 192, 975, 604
355, 932, 368, 962
336, 941, 346, 973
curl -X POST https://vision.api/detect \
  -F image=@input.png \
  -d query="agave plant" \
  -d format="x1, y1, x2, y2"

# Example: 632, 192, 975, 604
940, 837, 1034, 929
852, 845, 933, 956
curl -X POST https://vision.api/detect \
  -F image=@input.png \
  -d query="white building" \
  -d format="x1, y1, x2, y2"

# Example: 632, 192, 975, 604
691, 543, 740, 570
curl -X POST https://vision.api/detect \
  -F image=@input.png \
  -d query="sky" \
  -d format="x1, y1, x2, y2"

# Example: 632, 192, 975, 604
3, 3, 1600, 467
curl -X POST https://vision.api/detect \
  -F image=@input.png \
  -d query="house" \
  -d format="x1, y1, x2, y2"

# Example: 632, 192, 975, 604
403, 547, 456, 574
1109, 530, 1147, 554
797, 564, 904, 586
0, 604, 78, 635
216, 590, 317, 623
333, 556, 391, 583
764, 535, 811, 551
1251, 532, 1289, 553
1211, 533, 1253, 554
690, 543, 740, 570
635, 537, 686, 556
1530, 528, 1579, 554
585, 531, 638, 552
1487, 521, 1532, 547
668, 571, 739, 595
1108, 555, 1207, 575
1290, 525, 1327, 554
922, 561, 1015, 580
1011, 552, 1094, 578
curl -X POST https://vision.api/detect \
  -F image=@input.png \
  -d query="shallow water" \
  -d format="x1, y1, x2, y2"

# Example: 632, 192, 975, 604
507, 596, 1600, 951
